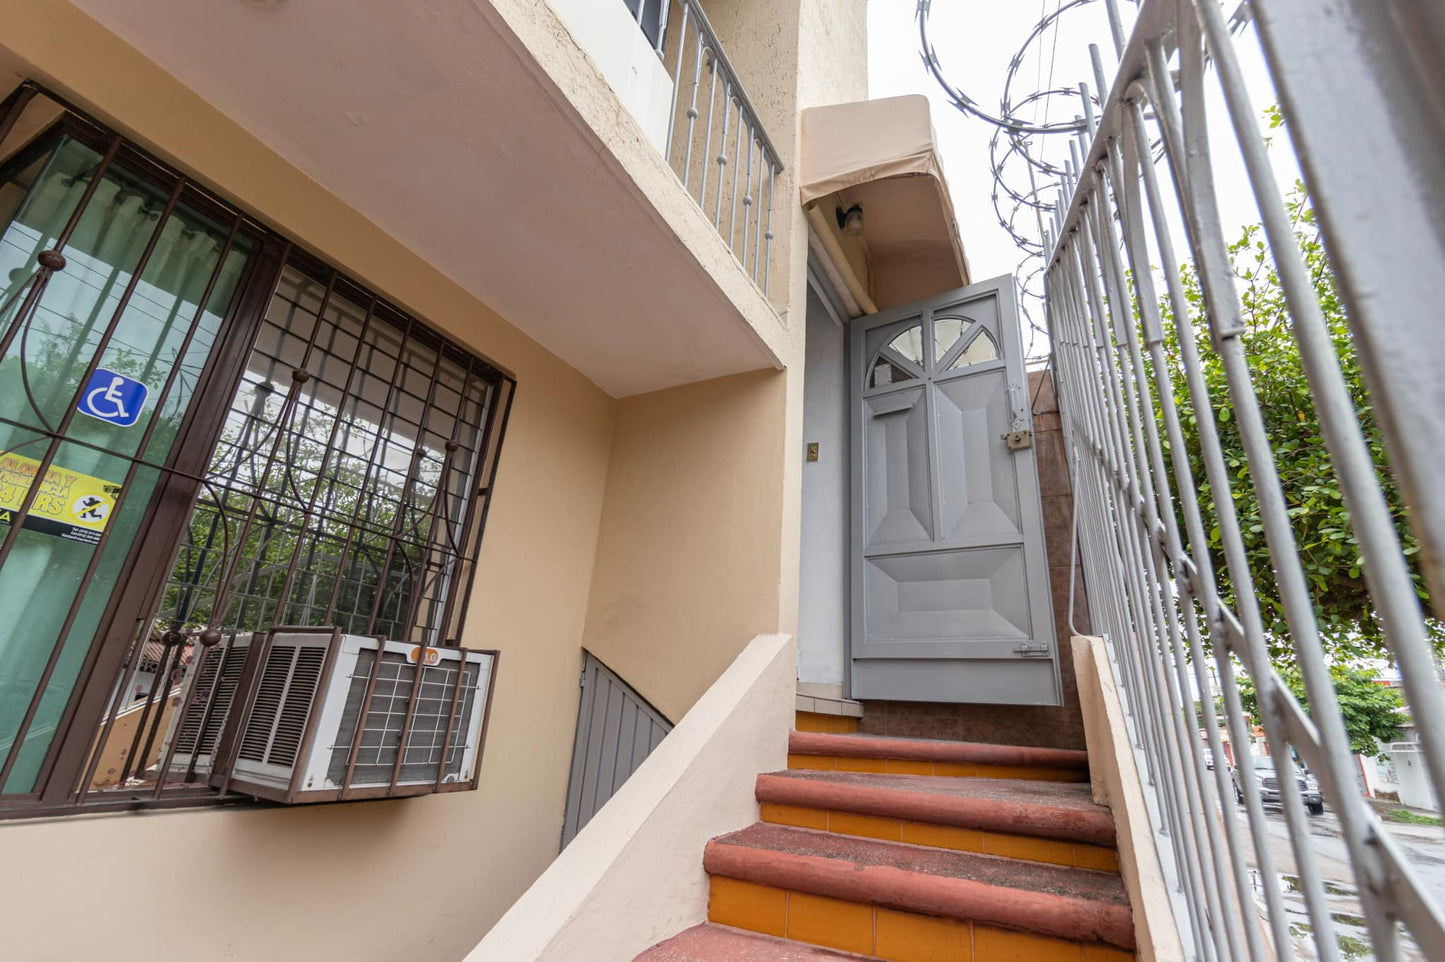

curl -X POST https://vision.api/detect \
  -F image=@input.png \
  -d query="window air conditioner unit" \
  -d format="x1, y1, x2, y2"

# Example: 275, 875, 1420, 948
212, 628, 498, 804
163, 631, 254, 779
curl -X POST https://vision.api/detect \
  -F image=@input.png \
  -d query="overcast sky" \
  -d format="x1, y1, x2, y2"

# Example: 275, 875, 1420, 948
864, 1, 1301, 357
867, 2, 1122, 284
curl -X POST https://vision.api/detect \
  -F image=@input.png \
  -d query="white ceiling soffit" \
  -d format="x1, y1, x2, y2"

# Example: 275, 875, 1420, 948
67, 0, 778, 398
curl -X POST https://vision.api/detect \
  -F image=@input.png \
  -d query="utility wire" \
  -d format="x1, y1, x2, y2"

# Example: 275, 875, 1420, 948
1031, 0, 1050, 125
1042, 0, 1066, 129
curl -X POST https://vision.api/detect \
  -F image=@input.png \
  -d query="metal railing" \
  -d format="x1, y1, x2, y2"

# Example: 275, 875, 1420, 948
1041, 2, 1445, 961
630, 0, 781, 295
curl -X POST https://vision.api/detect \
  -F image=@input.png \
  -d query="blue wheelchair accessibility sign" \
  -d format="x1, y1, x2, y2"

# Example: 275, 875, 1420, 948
77, 369, 149, 427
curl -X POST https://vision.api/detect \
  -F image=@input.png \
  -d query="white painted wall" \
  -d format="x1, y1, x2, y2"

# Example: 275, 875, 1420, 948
1356, 752, 1381, 798
1389, 742, 1438, 812
797, 291, 848, 685
468, 633, 795, 961
547, 0, 675, 153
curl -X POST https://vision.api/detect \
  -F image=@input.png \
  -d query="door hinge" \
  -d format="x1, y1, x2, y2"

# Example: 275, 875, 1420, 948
579, 669, 588, 689
1002, 430, 1033, 450
1012, 643, 1052, 658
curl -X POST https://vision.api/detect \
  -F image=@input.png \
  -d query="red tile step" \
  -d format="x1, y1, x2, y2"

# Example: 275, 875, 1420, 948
705, 822, 1134, 951
635, 923, 873, 961
789, 731, 1090, 780
756, 769, 1116, 848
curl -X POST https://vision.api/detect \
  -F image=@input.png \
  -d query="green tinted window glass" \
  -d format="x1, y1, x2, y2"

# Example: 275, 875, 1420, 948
0, 133, 250, 792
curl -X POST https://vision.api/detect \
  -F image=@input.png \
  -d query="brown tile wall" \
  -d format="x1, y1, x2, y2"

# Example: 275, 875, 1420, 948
860, 369, 1092, 750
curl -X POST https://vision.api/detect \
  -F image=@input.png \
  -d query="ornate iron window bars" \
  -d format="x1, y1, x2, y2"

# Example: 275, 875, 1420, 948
0, 84, 514, 817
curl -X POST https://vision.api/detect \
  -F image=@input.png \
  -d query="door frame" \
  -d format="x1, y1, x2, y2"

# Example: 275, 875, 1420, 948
846, 274, 1060, 706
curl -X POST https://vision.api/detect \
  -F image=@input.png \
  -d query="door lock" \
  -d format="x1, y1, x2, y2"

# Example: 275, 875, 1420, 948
1002, 430, 1033, 451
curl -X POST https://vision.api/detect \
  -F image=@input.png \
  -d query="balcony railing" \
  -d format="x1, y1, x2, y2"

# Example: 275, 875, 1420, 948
630, 0, 782, 295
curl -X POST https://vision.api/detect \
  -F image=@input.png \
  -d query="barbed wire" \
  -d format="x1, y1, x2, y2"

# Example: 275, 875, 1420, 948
916, 0, 1133, 357
916, 0, 1253, 357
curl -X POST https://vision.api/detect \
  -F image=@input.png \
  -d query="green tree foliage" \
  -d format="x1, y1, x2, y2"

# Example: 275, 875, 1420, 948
1155, 187, 1439, 663
1236, 667, 1405, 757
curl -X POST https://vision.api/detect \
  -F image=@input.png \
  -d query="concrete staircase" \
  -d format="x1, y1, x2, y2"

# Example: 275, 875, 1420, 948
636, 716, 1133, 961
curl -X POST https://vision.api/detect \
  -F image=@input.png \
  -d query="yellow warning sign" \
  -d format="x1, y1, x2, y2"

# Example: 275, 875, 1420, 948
0, 453, 123, 545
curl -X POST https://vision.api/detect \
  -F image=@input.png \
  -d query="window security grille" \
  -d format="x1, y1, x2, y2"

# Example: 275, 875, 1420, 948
325, 649, 482, 789
0, 84, 514, 818
153, 263, 499, 649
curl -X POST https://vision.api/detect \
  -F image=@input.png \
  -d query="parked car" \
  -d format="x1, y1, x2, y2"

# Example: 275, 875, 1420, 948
1232, 754, 1324, 815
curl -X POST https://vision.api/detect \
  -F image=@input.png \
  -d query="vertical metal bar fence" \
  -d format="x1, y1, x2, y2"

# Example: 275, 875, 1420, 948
1042, 2, 1445, 961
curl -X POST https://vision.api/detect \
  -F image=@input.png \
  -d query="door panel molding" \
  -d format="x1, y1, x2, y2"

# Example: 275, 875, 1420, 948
849, 275, 1059, 706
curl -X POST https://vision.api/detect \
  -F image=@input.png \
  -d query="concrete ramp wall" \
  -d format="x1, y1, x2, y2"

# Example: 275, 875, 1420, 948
468, 633, 796, 962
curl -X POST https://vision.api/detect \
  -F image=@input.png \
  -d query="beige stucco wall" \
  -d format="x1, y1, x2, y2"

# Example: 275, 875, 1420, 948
471, 633, 794, 961
579, 0, 869, 717
796, 0, 870, 116
0, 4, 618, 961
583, 370, 787, 721
704, 0, 869, 656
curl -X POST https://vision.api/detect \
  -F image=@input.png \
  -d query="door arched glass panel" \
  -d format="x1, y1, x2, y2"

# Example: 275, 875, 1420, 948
868, 322, 924, 388
934, 317, 972, 362
886, 324, 924, 366
946, 329, 999, 371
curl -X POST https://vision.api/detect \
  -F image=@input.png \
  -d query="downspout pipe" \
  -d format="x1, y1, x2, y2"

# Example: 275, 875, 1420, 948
804, 202, 877, 315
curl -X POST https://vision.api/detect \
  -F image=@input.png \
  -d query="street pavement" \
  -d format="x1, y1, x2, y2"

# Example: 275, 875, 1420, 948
1233, 801, 1443, 961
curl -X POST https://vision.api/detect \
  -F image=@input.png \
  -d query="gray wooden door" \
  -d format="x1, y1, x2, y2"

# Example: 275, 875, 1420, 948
849, 275, 1059, 705
561, 652, 672, 847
